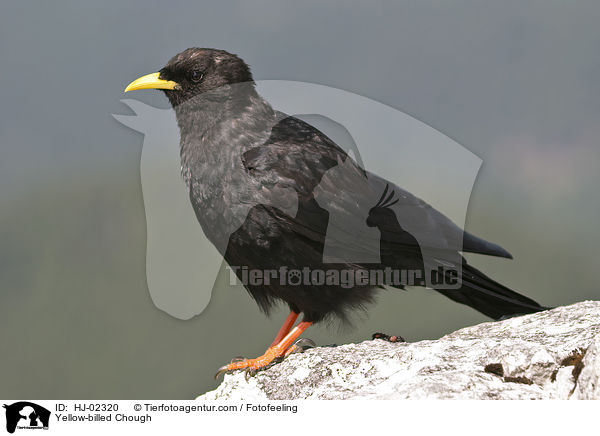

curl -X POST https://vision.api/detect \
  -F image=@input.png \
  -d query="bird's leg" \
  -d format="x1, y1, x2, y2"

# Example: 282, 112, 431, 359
269, 311, 299, 347
215, 315, 312, 378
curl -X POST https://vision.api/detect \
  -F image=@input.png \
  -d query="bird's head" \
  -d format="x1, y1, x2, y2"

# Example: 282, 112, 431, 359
124, 48, 253, 107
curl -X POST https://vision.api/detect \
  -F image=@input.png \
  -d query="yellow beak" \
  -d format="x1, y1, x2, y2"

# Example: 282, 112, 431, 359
124, 72, 179, 92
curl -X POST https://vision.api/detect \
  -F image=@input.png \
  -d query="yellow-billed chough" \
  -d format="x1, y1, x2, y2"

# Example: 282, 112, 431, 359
125, 48, 547, 376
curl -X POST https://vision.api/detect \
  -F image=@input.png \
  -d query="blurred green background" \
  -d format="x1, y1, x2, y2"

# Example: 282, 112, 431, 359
1, 1, 599, 399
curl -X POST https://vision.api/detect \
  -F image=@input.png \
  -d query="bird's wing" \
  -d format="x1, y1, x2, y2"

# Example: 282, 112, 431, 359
242, 115, 512, 259
242, 115, 351, 197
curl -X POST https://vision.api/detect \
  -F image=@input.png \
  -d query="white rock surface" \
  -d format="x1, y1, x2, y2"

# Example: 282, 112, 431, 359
198, 301, 600, 400
571, 333, 600, 400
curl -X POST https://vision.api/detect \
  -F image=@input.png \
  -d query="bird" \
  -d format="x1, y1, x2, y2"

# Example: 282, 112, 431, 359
124, 48, 546, 377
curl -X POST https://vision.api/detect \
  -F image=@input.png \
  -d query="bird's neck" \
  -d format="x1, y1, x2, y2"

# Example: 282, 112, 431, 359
174, 85, 275, 145
174, 85, 277, 187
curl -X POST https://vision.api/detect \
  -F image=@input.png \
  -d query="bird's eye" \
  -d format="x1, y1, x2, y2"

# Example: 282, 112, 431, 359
191, 70, 203, 83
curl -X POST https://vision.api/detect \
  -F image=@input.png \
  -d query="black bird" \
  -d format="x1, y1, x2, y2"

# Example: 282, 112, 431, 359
124, 48, 546, 376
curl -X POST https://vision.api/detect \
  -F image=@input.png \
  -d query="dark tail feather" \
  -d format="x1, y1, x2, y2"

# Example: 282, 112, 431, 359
435, 264, 548, 320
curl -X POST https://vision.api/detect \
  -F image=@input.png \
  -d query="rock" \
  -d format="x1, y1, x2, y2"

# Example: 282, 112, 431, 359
571, 334, 600, 400
198, 301, 600, 400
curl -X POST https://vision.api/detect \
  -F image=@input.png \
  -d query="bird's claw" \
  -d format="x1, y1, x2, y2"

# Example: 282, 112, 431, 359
214, 340, 315, 380
214, 365, 231, 379
214, 356, 249, 379
286, 338, 316, 354
214, 355, 278, 380
244, 367, 258, 381
372, 332, 405, 343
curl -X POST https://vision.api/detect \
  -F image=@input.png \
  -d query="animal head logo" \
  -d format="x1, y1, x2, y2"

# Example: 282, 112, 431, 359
366, 184, 401, 228
3, 402, 50, 434
114, 80, 481, 319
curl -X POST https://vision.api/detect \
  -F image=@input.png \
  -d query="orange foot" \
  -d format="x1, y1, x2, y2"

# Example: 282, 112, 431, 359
215, 316, 313, 378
